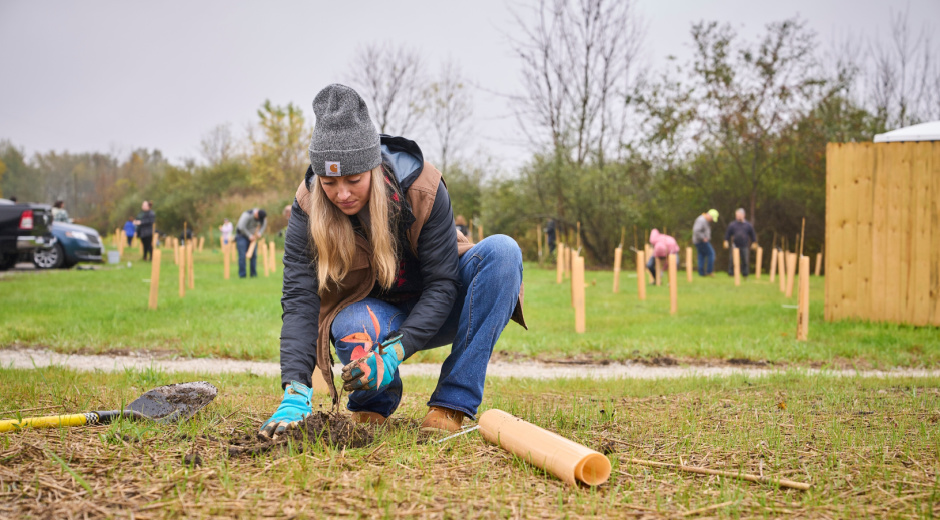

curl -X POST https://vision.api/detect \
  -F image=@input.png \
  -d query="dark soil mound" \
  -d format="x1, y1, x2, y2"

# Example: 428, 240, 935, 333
227, 412, 374, 456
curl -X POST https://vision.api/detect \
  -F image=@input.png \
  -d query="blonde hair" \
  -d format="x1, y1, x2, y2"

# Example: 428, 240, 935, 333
309, 165, 399, 293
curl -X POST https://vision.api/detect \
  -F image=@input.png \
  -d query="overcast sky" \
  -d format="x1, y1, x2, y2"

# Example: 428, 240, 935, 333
1, 0, 937, 170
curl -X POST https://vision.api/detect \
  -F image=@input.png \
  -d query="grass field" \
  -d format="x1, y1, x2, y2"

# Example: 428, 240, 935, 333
1, 367, 938, 518
1, 247, 937, 368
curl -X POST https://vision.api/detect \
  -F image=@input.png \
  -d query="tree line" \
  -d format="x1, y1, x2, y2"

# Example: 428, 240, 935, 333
1, 0, 937, 268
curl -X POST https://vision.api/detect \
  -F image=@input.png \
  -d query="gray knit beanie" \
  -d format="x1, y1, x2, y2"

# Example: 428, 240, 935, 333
308, 84, 381, 177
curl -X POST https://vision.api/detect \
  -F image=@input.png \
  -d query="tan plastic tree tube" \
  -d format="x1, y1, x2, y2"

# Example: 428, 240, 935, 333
479, 409, 611, 487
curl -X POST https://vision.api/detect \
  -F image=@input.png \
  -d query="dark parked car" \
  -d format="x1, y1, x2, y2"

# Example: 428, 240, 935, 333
0, 198, 55, 270
32, 221, 105, 269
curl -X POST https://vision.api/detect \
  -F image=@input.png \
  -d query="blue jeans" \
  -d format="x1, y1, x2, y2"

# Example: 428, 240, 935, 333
695, 242, 715, 276
236, 235, 257, 278
330, 235, 523, 420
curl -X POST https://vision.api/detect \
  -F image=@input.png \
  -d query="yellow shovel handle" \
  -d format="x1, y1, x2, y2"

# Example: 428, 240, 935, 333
0, 413, 94, 432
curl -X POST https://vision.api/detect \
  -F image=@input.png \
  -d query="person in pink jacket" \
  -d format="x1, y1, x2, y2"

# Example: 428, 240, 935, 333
647, 229, 679, 281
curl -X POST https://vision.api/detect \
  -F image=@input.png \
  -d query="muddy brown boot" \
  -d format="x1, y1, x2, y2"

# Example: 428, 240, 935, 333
420, 406, 465, 432
350, 411, 387, 426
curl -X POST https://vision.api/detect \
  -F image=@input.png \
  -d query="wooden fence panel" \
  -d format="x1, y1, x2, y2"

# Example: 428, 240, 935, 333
912, 142, 932, 326
931, 143, 940, 326
855, 143, 874, 320
883, 144, 903, 323
826, 141, 938, 326
825, 143, 844, 321
870, 144, 889, 322
841, 143, 859, 318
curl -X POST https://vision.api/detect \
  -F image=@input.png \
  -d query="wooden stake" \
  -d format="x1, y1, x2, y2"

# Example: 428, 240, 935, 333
223, 242, 230, 280
785, 252, 797, 298
565, 244, 572, 279
686, 247, 693, 282
261, 238, 270, 277
246, 239, 257, 260
629, 459, 811, 491
815, 252, 823, 276
797, 255, 810, 340
198, 236, 205, 252
654, 257, 662, 286
668, 254, 678, 315
178, 245, 186, 298
573, 255, 585, 333
478, 224, 483, 243
733, 247, 741, 286
769, 248, 778, 283
269, 241, 277, 274
556, 243, 564, 284
148, 249, 162, 310
755, 246, 763, 279
778, 250, 787, 293
187, 241, 194, 290
636, 251, 646, 301
612, 246, 622, 293
570, 249, 575, 308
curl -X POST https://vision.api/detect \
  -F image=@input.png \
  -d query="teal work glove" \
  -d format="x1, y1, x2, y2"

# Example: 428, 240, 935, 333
341, 334, 405, 392
258, 381, 313, 439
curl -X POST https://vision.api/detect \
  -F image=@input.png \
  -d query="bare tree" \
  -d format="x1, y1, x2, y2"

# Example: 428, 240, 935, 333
199, 124, 235, 166
346, 43, 426, 137
510, 0, 644, 166
425, 61, 473, 175
867, 8, 940, 128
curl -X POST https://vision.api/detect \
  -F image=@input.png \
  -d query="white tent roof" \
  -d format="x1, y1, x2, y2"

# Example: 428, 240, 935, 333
873, 121, 940, 143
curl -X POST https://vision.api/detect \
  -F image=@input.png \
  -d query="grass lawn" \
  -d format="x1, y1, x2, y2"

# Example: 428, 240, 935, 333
1, 247, 936, 368
1, 367, 938, 518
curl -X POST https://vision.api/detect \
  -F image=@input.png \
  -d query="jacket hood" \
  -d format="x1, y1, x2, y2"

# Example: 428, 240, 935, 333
304, 134, 425, 193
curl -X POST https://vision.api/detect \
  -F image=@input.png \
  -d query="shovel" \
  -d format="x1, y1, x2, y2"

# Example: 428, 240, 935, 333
0, 381, 218, 433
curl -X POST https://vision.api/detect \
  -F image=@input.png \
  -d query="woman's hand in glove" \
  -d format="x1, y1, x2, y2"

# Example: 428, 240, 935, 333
258, 381, 313, 439
341, 334, 405, 392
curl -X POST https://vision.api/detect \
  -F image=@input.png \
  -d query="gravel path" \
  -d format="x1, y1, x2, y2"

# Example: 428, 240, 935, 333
2, 348, 939, 380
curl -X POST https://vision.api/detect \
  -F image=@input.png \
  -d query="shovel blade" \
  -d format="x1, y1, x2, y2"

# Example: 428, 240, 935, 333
127, 381, 218, 423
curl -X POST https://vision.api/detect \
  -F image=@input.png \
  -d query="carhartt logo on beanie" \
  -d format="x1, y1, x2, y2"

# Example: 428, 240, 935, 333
309, 84, 381, 177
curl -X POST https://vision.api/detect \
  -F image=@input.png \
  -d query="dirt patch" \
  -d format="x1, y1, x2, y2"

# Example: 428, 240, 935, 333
227, 412, 375, 456
727, 358, 769, 367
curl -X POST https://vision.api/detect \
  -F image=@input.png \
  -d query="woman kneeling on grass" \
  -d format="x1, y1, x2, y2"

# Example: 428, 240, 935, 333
259, 84, 525, 438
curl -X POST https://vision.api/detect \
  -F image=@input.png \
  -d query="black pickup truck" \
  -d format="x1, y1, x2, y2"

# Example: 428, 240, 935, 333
0, 199, 55, 270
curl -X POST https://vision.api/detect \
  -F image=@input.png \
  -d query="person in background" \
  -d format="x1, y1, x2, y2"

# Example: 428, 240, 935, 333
219, 218, 234, 245
123, 217, 136, 246
724, 208, 758, 277
454, 215, 470, 237
133, 200, 155, 261
647, 228, 680, 281
235, 208, 267, 278
692, 209, 718, 277
51, 201, 70, 223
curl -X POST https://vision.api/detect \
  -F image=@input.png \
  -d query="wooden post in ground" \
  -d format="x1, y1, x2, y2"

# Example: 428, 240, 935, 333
668, 254, 678, 315
565, 244, 572, 279
223, 242, 230, 280
797, 255, 810, 340
755, 246, 763, 279
612, 246, 622, 293
261, 239, 270, 277
785, 252, 797, 298
148, 249, 162, 310
686, 247, 693, 282
556, 243, 564, 284
636, 251, 646, 301
573, 255, 585, 333
654, 257, 662, 286
733, 247, 741, 286
778, 250, 787, 292
269, 242, 277, 274
198, 236, 205, 252
569, 250, 576, 308
815, 252, 823, 276
187, 241, 195, 290
178, 244, 186, 298
478, 224, 483, 243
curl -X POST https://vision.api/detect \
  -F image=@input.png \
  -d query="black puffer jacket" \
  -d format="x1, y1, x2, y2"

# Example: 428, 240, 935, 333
278, 136, 458, 389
